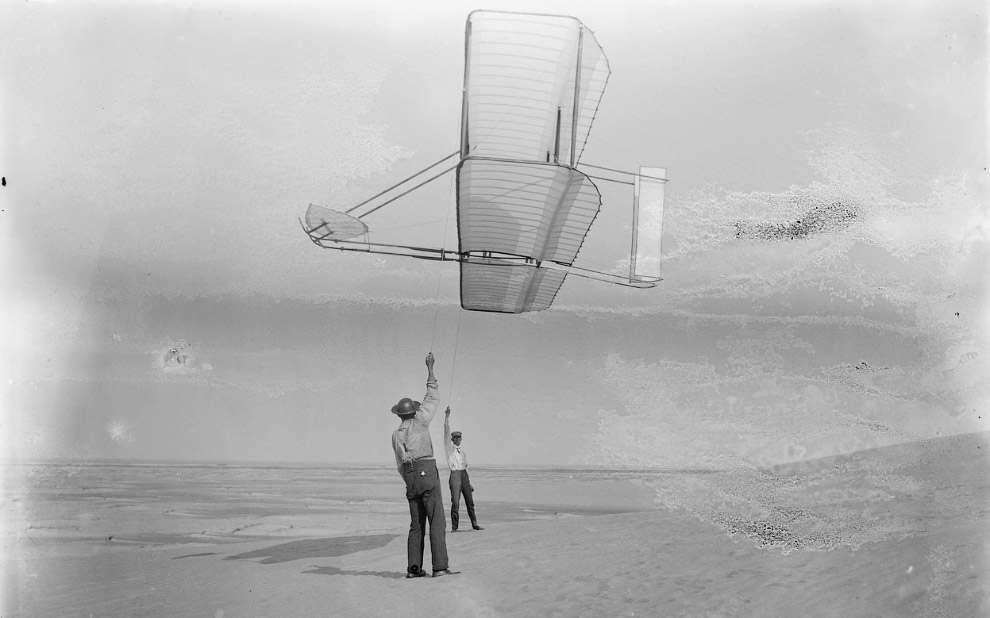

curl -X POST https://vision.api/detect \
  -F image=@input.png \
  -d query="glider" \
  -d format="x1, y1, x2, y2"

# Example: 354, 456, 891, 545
302, 10, 667, 313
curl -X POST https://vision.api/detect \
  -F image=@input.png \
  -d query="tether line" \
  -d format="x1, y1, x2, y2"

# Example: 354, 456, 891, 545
447, 307, 463, 402
429, 159, 458, 354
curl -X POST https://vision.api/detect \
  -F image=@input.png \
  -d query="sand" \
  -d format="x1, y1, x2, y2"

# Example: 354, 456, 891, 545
3, 432, 988, 617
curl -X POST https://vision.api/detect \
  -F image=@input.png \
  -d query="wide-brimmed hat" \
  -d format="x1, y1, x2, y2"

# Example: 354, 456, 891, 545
451, 431, 462, 438
391, 397, 421, 415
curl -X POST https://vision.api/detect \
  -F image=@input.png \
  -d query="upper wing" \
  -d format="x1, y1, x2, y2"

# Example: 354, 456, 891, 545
461, 10, 610, 166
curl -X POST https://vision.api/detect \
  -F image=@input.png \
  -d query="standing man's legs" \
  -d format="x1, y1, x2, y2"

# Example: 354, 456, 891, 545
448, 470, 462, 531
422, 465, 448, 572
407, 496, 427, 573
461, 469, 479, 528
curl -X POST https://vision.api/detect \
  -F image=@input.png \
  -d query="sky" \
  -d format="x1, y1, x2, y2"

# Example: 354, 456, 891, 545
2, 0, 988, 468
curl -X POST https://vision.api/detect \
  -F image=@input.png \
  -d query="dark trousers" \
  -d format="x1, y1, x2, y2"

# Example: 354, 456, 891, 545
403, 459, 448, 573
448, 469, 478, 530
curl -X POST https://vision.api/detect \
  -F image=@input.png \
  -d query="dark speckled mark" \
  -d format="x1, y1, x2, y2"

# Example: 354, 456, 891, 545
734, 200, 859, 241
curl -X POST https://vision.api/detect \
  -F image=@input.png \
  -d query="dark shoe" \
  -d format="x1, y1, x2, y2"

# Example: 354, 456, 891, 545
432, 569, 458, 577
472, 525, 484, 530
451, 528, 458, 532
406, 566, 427, 579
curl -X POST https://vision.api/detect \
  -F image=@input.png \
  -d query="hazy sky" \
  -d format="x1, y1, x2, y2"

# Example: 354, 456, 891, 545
3, 0, 987, 467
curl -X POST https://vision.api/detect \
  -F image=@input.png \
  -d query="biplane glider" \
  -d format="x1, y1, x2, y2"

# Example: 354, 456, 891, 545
302, 10, 666, 313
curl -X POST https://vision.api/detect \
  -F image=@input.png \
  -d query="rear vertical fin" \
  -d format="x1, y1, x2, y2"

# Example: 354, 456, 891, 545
630, 166, 666, 281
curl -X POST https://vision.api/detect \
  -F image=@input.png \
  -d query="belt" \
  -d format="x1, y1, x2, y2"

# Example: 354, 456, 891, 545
404, 458, 435, 471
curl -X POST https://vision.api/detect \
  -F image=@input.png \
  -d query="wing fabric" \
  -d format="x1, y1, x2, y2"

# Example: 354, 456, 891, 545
457, 159, 600, 266
304, 203, 368, 242
460, 259, 567, 313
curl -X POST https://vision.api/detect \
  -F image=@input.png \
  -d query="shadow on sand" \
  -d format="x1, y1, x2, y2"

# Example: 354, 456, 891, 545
302, 565, 406, 579
226, 534, 399, 564
174, 552, 220, 559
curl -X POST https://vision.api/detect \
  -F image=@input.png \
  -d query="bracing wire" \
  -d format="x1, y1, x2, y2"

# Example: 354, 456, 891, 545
356, 165, 458, 219
584, 173, 634, 186
580, 162, 668, 182
345, 150, 458, 215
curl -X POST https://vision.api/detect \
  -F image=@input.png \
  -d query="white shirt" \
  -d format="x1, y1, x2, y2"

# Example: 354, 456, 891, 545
443, 417, 468, 471
448, 444, 466, 470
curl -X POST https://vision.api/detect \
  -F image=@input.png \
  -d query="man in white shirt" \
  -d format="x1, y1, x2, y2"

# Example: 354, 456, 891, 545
444, 407, 483, 532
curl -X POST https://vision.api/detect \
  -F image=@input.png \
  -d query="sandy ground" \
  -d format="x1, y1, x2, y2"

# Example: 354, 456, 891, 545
3, 433, 988, 617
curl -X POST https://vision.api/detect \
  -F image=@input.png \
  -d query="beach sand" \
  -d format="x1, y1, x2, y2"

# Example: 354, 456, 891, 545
3, 432, 988, 617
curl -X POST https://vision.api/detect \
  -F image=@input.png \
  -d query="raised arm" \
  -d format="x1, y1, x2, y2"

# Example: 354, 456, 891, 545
443, 407, 454, 460
426, 352, 436, 382
417, 353, 441, 423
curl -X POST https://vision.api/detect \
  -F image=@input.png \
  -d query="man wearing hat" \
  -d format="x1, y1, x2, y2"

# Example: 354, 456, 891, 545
444, 407, 483, 532
391, 352, 454, 578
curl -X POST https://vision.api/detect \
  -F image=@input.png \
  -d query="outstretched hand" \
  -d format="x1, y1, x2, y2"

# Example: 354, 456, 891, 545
445, 406, 451, 417
425, 352, 435, 369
